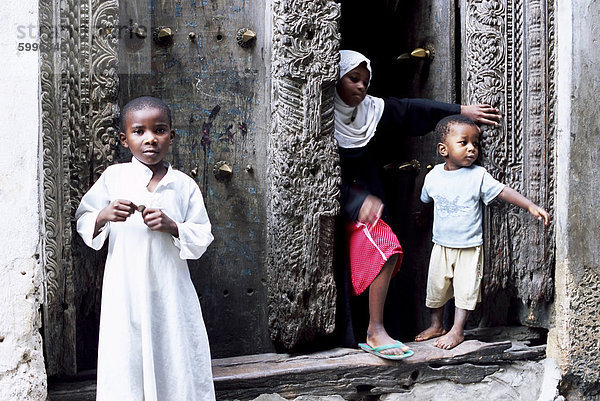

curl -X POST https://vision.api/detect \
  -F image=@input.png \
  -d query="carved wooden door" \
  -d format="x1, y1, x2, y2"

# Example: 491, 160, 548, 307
41, 0, 554, 376
41, 0, 341, 375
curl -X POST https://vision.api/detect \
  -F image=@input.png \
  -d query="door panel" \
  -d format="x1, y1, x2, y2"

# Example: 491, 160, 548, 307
340, 0, 456, 338
118, 0, 273, 358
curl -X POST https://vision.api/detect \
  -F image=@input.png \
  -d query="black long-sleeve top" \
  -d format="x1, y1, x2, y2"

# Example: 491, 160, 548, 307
339, 97, 460, 221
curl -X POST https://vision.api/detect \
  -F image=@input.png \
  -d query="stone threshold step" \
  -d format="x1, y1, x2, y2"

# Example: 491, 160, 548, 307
49, 327, 546, 400
214, 340, 545, 400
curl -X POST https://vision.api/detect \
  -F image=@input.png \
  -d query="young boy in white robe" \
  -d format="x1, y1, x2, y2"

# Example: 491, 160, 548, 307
76, 96, 215, 400
416, 114, 550, 350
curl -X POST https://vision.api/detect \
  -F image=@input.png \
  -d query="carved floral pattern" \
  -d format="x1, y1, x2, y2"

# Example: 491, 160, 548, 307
40, 0, 119, 375
465, 0, 555, 324
268, 0, 341, 348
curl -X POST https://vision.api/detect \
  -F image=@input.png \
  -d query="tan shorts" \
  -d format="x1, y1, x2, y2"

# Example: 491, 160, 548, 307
425, 244, 483, 311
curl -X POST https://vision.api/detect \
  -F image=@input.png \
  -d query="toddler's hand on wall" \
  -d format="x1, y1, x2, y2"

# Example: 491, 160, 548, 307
528, 204, 550, 226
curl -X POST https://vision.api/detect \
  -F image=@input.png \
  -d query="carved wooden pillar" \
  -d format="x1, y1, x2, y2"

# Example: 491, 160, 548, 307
40, 0, 119, 375
268, 0, 341, 348
40, 0, 75, 376
463, 0, 556, 326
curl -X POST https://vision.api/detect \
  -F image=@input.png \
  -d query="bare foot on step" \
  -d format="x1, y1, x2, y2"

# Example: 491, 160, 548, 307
433, 330, 464, 350
415, 326, 446, 342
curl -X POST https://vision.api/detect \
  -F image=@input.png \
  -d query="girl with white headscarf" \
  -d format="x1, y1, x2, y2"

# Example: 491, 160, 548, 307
335, 50, 500, 359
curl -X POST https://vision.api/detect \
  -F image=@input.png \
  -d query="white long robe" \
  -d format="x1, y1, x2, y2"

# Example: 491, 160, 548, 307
76, 157, 215, 401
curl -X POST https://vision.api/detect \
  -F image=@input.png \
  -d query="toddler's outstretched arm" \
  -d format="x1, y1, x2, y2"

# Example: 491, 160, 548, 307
497, 187, 550, 226
461, 104, 501, 127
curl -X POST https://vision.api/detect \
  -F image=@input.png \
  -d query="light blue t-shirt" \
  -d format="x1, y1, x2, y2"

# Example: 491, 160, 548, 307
420, 164, 505, 248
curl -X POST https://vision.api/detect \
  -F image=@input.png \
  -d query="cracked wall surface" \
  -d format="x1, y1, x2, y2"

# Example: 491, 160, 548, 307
549, 0, 600, 397
0, 1, 47, 399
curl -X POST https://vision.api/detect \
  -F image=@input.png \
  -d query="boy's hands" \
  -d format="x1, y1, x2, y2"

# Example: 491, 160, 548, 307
528, 204, 550, 226
94, 199, 136, 237
94, 200, 179, 238
142, 208, 179, 237
460, 104, 501, 127
98, 199, 136, 224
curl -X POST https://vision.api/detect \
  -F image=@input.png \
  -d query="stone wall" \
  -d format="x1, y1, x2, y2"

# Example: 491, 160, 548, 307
0, 1, 47, 400
548, 0, 600, 398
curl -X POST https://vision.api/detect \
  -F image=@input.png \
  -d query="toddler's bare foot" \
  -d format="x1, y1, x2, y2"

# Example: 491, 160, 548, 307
366, 327, 410, 356
415, 326, 446, 342
433, 330, 464, 350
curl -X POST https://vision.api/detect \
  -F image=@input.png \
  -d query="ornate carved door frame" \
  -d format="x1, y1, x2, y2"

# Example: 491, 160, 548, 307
38, 0, 342, 373
462, 0, 556, 325
39, 0, 556, 375
40, 0, 119, 375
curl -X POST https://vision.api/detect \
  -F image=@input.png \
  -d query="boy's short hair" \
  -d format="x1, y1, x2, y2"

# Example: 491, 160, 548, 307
120, 96, 172, 132
435, 114, 478, 143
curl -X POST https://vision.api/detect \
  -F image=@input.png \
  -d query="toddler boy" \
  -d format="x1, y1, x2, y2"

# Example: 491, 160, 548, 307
415, 114, 550, 349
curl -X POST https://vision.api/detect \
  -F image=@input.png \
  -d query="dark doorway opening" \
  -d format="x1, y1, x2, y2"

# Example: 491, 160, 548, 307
338, 0, 461, 342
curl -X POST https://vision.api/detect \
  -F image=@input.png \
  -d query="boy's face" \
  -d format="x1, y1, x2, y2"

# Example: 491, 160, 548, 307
336, 63, 370, 107
119, 107, 174, 168
438, 123, 480, 171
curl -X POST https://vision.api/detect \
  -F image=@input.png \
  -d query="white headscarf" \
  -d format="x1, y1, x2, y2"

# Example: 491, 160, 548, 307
334, 50, 385, 149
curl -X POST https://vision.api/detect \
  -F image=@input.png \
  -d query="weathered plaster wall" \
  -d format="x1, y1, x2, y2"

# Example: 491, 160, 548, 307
548, 0, 600, 397
0, 0, 47, 400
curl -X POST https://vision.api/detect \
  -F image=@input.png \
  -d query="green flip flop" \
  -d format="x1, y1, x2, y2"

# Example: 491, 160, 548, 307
358, 340, 414, 360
